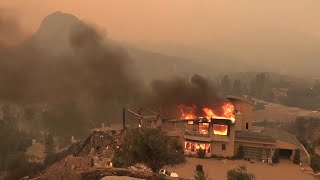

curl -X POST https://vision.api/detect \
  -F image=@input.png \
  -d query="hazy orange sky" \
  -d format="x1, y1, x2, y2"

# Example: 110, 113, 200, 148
1, 0, 320, 48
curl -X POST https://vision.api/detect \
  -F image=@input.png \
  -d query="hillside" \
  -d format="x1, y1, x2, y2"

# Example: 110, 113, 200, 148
253, 99, 320, 122
21, 11, 215, 84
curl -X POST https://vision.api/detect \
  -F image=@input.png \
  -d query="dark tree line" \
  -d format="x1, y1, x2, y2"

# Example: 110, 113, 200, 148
220, 73, 273, 101
220, 73, 320, 111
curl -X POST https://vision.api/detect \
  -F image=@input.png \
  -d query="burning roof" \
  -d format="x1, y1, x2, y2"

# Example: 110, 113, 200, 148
179, 101, 236, 123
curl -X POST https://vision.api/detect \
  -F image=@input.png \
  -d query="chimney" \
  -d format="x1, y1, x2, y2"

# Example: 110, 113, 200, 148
32, 139, 36, 145
101, 123, 105, 129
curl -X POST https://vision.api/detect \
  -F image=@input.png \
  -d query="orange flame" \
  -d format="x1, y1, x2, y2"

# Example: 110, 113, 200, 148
213, 124, 228, 135
179, 102, 235, 123
179, 104, 196, 119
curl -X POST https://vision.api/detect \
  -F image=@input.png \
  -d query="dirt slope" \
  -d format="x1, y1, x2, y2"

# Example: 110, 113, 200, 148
253, 100, 320, 122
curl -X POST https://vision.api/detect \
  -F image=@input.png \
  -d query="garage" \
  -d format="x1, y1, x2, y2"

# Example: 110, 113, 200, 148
279, 149, 292, 159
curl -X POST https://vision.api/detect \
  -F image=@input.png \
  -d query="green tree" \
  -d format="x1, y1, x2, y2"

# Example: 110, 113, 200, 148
272, 149, 280, 164
227, 165, 255, 180
0, 105, 31, 170
310, 155, 320, 173
293, 149, 300, 164
4, 153, 44, 180
194, 164, 210, 180
250, 73, 272, 100
194, 171, 210, 180
221, 75, 231, 94
43, 101, 89, 138
112, 128, 185, 171
44, 133, 55, 155
232, 79, 248, 96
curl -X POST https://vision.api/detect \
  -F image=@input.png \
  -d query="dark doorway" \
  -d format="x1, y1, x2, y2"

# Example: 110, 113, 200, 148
279, 149, 292, 159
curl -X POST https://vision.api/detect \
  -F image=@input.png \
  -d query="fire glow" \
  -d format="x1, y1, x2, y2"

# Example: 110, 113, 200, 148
213, 124, 228, 135
179, 102, 236, 123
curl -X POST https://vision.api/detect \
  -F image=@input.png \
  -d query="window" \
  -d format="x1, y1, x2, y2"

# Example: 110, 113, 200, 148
213, 124, 228, 135
246, 122, 249, 129
199, 123, 209, 135
184, 142, 211, 153
222, 144, 226, 150
188, 121, 194, 125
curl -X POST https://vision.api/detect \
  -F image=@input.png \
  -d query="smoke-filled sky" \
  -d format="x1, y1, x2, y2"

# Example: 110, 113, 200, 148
1, 0, 320, 78
1, 0, 319, 46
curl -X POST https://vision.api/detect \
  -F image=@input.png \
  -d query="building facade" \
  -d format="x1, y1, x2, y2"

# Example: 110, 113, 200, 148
153, 96, 310, 165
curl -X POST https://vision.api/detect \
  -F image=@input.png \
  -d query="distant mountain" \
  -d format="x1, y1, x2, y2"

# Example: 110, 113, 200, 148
133, 32, 320, 79
18, 11, 218, 83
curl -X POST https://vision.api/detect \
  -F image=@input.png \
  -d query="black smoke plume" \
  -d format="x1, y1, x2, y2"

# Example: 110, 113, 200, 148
149, 74, 225, 118
0, 11, 227, 128
0, 11, 140, 122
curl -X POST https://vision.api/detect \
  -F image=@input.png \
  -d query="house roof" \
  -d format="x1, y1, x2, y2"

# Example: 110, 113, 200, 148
235, 130, 276, 144
235, 127, 301, 146
264, 128, 301, 146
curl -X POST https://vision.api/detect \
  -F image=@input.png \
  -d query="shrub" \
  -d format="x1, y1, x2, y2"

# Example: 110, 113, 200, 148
311, 155, 320, 173
4, 153, 44, 180
272, 149, 279, 164
194, 171, 210, 180
194, 164, 210, 180
293, 149, 300, 164
197, 149, 206, 158
227, 165, 255, 180
196, 164, 203, 173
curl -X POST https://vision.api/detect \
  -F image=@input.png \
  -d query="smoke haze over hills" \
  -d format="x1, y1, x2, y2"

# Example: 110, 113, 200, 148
1, 0, 320, 78
0, 11, 142, 122
0, 11, 230, 123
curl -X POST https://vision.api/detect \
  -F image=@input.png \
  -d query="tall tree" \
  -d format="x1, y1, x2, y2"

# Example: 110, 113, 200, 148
221, 75, 231, 94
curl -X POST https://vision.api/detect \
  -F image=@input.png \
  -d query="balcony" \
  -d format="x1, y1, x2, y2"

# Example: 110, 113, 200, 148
184, 129, 211, 142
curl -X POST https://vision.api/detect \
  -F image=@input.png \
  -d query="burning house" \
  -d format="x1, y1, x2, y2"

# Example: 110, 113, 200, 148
142, 95, 311, 165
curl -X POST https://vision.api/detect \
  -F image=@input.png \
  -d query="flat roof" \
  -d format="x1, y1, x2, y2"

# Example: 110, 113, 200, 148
235, 127, 301, 146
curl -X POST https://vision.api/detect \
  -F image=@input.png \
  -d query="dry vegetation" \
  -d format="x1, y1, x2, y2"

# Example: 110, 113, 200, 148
253, 99, 320, 122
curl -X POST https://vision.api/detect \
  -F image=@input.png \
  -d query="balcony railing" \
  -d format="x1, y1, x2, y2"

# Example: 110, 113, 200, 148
184, 129, 210, 137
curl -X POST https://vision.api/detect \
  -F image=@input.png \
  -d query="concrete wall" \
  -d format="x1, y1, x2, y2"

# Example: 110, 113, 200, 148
211, 141, 234, 157
228, 99, 254, 131
211, 125, 236, 157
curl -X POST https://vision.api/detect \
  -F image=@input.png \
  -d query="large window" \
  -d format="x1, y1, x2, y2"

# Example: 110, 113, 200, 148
213, 124, 228, 136
184, 142, 211, 153
199, 123, 209, 135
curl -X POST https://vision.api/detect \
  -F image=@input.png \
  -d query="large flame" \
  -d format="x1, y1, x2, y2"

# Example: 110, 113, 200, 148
213, 124, 228, 135
179, 104, 197, 119
179, 102, 235, 123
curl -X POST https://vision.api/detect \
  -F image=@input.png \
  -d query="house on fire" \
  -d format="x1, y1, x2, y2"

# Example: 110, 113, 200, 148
142, 95, 311, 165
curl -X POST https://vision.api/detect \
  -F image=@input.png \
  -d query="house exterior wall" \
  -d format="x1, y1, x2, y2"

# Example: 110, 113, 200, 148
211, 125, 235, 157
160, 96, 310, 164
228, 98, 254, 131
